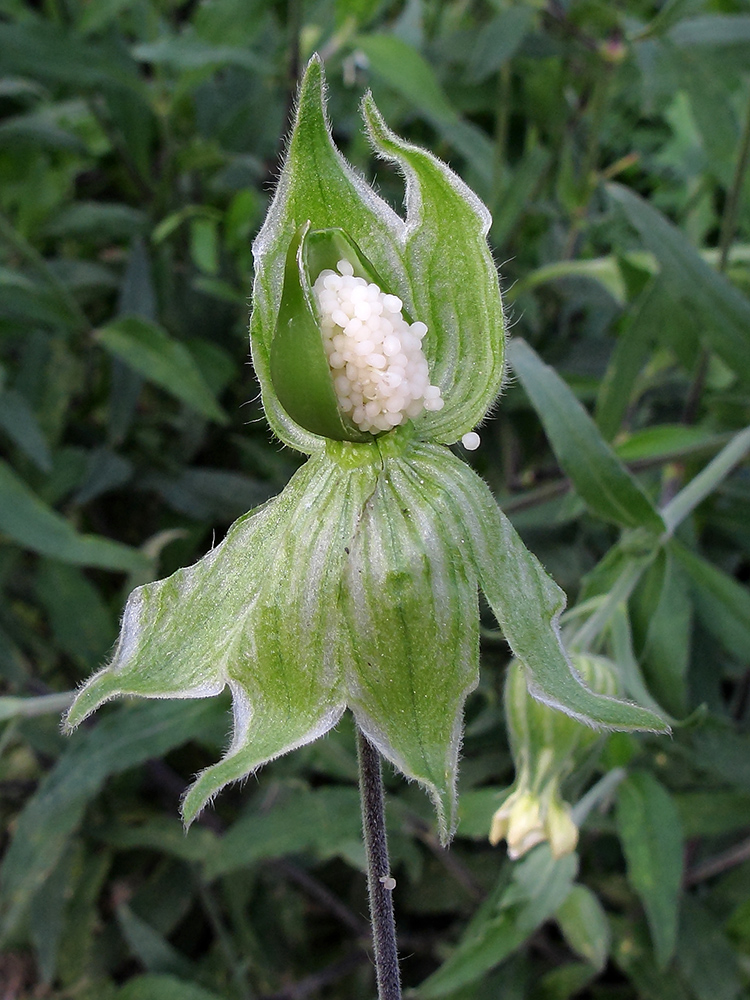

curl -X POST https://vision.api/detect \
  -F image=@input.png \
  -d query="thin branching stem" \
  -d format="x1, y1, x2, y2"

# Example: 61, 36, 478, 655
356, 727, 402, 1000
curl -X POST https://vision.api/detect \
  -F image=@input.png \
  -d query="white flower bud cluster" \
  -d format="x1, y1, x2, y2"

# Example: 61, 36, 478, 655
312, 259, 444, 435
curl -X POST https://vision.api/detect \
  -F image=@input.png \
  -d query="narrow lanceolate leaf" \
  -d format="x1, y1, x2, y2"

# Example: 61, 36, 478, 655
405, 444, 668, 733
616, 771, 683, 969
0, 459, 148, 573
65, 453, 379, 825
669, 538, 750, 662
344, 448, 480, 841
608, 183, 750, 383
95, 316, 228, 424
509, 339, 664, 533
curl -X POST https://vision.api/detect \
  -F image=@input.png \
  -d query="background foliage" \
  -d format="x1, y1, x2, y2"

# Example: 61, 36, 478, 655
1, 0, 750, 997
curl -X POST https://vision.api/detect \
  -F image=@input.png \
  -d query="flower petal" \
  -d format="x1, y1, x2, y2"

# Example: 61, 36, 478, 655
343, 445, 480, 843
404, 443, 670, 733
362, 96, 506, 442
65, 453, 381, 824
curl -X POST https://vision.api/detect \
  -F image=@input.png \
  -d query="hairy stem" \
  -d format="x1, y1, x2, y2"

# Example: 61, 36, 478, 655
356, 727, 402, 1000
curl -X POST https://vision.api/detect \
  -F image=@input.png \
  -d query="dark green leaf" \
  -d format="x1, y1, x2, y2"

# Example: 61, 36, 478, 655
0, 459, 148, 572
509, 339, 664, 532
616, 771, 683, 968
0, 699, 223, 941
95, 316, 228, 424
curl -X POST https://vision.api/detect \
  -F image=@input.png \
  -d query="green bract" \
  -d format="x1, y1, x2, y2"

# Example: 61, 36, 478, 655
64, 57, 667, 842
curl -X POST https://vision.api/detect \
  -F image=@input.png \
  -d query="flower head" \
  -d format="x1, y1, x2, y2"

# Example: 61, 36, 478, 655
64, 58, 666, 843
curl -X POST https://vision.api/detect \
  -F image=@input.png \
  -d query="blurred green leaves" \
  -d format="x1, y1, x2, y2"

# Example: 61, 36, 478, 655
1, 0, 750, 995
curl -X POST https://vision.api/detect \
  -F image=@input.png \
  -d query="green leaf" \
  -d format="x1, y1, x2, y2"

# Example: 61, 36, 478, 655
205, 786, 362, 878
661, 425, 750, 534
674, 790, 750, 837
0, 21, 141, 89
141, 467, 272, 523
616, 770, 683, 968
418, 846, 578, 998
608, 183, 750, 383
508, 340, 664, 532
95, 316, 228, 424
410, 444, 668, 732
355, 34, 494, 187
0, 699, 222, 941
118, 975, 228, 1000
99, 817, 217, 864
595, 278, 661, 440
42, 202, 147, 241
0, 459, 148, 572
676, 898, 743, 1000
0, 387, 51, 470
116, 902, 195, 977
35, 560, 116, 666
555, 885, 610, 970
464, 7, 535, 83
629, 551, 692, 717
669, 14, 750, 47
132, 36, 267, 72
670, 538, 750, 662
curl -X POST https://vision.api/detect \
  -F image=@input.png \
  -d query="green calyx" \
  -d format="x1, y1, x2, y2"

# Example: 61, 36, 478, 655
250, 55, 507, 454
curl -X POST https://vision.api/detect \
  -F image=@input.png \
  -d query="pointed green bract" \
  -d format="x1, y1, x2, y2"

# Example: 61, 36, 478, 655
404, 443, 669, 733
362, 97, 506, 442
344, 450, 480, 841
66, 452, 379, 824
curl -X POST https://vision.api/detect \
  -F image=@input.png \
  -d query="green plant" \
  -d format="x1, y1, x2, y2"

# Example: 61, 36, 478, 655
2, 2, 750, 998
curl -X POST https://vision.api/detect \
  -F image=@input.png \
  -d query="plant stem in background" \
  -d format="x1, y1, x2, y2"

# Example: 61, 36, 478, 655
683, 94, 750, 424
357, 728, 402, 1000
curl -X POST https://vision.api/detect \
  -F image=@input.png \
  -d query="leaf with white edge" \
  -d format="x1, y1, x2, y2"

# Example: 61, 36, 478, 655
405, 444, 668, 733
616, 770, 683, 969
96, 316, 228, 424
362, 95, 505, 443
509, 339, 664, 533
0, 459, 148, 573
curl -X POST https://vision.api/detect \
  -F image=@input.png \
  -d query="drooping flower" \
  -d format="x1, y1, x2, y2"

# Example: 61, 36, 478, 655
64, 57, 665, 842
490, 656, 620, 859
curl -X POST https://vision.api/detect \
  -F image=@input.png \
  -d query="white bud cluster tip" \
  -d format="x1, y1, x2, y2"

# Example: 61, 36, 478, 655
313, 259, 444, 435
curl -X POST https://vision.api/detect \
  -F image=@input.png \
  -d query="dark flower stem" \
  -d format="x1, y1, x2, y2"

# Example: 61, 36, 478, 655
356, 727, 402, 1000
